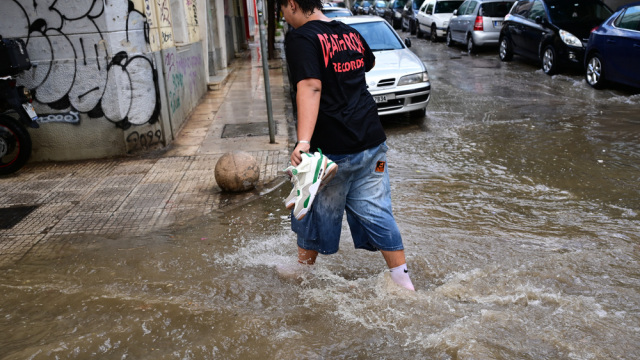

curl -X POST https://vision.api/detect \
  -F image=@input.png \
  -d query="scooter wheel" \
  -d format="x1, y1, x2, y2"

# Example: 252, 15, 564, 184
0, 115, 32, 175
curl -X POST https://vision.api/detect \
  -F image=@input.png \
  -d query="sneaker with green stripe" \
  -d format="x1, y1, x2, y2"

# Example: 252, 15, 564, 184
320, 159, 337, 190
283, 149, 336, 220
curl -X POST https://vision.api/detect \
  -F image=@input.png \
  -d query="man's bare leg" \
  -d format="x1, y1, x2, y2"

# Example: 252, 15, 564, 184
297, 247, 414, 290
298, 246, 318, 265
276, 246, 317, 278
380, 249, 406, 268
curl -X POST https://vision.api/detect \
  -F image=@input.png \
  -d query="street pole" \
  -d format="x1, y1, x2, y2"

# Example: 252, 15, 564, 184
257, 0, 276, 144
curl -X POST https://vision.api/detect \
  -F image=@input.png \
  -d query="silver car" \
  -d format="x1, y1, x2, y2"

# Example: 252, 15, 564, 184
446, 0, 514, 53
337, 16, 431, 117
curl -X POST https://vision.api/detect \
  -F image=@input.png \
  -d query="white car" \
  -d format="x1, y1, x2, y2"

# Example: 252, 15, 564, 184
416, 0, 463, 41
321, 6, 354, 17
336, 16, 431, 117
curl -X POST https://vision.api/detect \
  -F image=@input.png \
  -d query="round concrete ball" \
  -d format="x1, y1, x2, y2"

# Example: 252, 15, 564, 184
214, 151, 260, 192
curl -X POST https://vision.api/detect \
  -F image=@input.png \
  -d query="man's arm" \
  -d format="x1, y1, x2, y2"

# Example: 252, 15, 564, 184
291, 78, 322, 166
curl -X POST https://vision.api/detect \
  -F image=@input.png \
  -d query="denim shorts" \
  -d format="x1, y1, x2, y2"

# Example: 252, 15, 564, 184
291, 142, 404, 254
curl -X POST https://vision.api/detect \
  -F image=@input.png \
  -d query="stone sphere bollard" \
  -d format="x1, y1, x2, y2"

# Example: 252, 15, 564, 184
214, 151, 260, 192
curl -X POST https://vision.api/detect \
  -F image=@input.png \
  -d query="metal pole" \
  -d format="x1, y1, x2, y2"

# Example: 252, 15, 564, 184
257, 0, 276, 144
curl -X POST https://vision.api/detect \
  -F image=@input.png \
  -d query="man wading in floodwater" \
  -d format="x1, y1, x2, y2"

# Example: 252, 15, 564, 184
280, 0, 415, 291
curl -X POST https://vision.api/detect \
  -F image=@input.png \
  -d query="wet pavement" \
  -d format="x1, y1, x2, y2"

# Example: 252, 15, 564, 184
0, 38, 292, 267
2, 31, 640, 359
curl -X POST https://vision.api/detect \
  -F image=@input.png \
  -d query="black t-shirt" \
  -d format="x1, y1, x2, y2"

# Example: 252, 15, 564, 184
285, 20, 386, 154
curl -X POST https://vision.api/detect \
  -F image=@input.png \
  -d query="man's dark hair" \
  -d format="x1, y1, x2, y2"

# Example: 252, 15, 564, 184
279, 0, 323, 15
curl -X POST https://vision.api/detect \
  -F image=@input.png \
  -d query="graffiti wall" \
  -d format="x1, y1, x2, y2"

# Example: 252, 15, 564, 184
142, 0, 176, 51
0, 0, 206, 161
163, 46, 205, 132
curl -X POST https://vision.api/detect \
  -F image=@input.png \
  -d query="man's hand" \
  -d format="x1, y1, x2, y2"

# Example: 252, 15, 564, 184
290, 142, 311, 166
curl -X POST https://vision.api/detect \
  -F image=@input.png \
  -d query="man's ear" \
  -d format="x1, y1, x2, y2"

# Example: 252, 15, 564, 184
287, 0, 297, 11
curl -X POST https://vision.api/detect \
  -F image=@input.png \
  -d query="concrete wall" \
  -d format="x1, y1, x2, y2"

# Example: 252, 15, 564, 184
0, 0, 207, 162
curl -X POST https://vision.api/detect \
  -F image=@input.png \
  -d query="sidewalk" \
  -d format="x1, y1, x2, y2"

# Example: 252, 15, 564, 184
0, 38, 294, 267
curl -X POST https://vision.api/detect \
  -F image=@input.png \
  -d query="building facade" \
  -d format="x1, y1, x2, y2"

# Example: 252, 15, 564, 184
0, 0, 251, 163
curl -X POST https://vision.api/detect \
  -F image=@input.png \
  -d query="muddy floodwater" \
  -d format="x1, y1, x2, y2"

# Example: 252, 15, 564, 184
1, 41, 640, 359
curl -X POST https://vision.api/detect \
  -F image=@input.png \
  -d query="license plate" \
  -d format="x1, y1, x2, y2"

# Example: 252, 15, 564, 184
22, 102, 38, 121
373, 95, 387, 103
493, 21, 503, 27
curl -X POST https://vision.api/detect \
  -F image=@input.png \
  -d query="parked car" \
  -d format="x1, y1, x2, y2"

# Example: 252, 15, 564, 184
358, 0, 373, 14
329, 0, 348, 7
584, 1, 640, 89
336, 16, 432, 117
416, 0, 464, 41
401, 0, 426, 33
447, 0, 515, 53
322, 6, 354, 17
499, 0, 613, 75
384, 0, 407, 28
352, 0, 364, 14
371, 0, 390, 17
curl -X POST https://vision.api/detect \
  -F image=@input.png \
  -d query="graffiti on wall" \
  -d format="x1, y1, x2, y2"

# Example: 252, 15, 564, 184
187, 0, 199, 41
126, 129, 163, 149
188, 0, 199, 26
157, 0, 172, 25
5, 0, 161, 130
37, 111, 81, 125
152, 0, 174, 45
164, 51, 203, 114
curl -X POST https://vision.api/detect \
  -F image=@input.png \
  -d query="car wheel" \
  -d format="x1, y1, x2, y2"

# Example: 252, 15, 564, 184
585, 53, 605, 89
499, 36, 513, 61
542, 45, 560, 75
430, 24, 438, 42
467, 35, 476, 54
446, 29, 454, 47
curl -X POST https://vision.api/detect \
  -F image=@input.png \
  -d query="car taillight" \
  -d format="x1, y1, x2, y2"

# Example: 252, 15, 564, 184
474, 16, 483, 31
590, 25, 599, 33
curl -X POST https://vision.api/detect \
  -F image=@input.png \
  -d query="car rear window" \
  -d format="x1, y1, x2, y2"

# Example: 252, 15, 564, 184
349, 22, 404, 51
435, 0, 464, 13
479, 1, 514, 17
546, 0, 612, 24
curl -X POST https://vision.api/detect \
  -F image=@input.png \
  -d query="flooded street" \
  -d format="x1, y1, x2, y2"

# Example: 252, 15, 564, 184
2, 39, 640, 359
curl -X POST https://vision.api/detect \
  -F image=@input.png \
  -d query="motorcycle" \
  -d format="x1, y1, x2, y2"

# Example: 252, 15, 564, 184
0, 35, 38, 175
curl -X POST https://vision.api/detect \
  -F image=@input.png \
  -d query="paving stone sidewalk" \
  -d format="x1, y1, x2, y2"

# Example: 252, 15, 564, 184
0, 40, 294, 267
